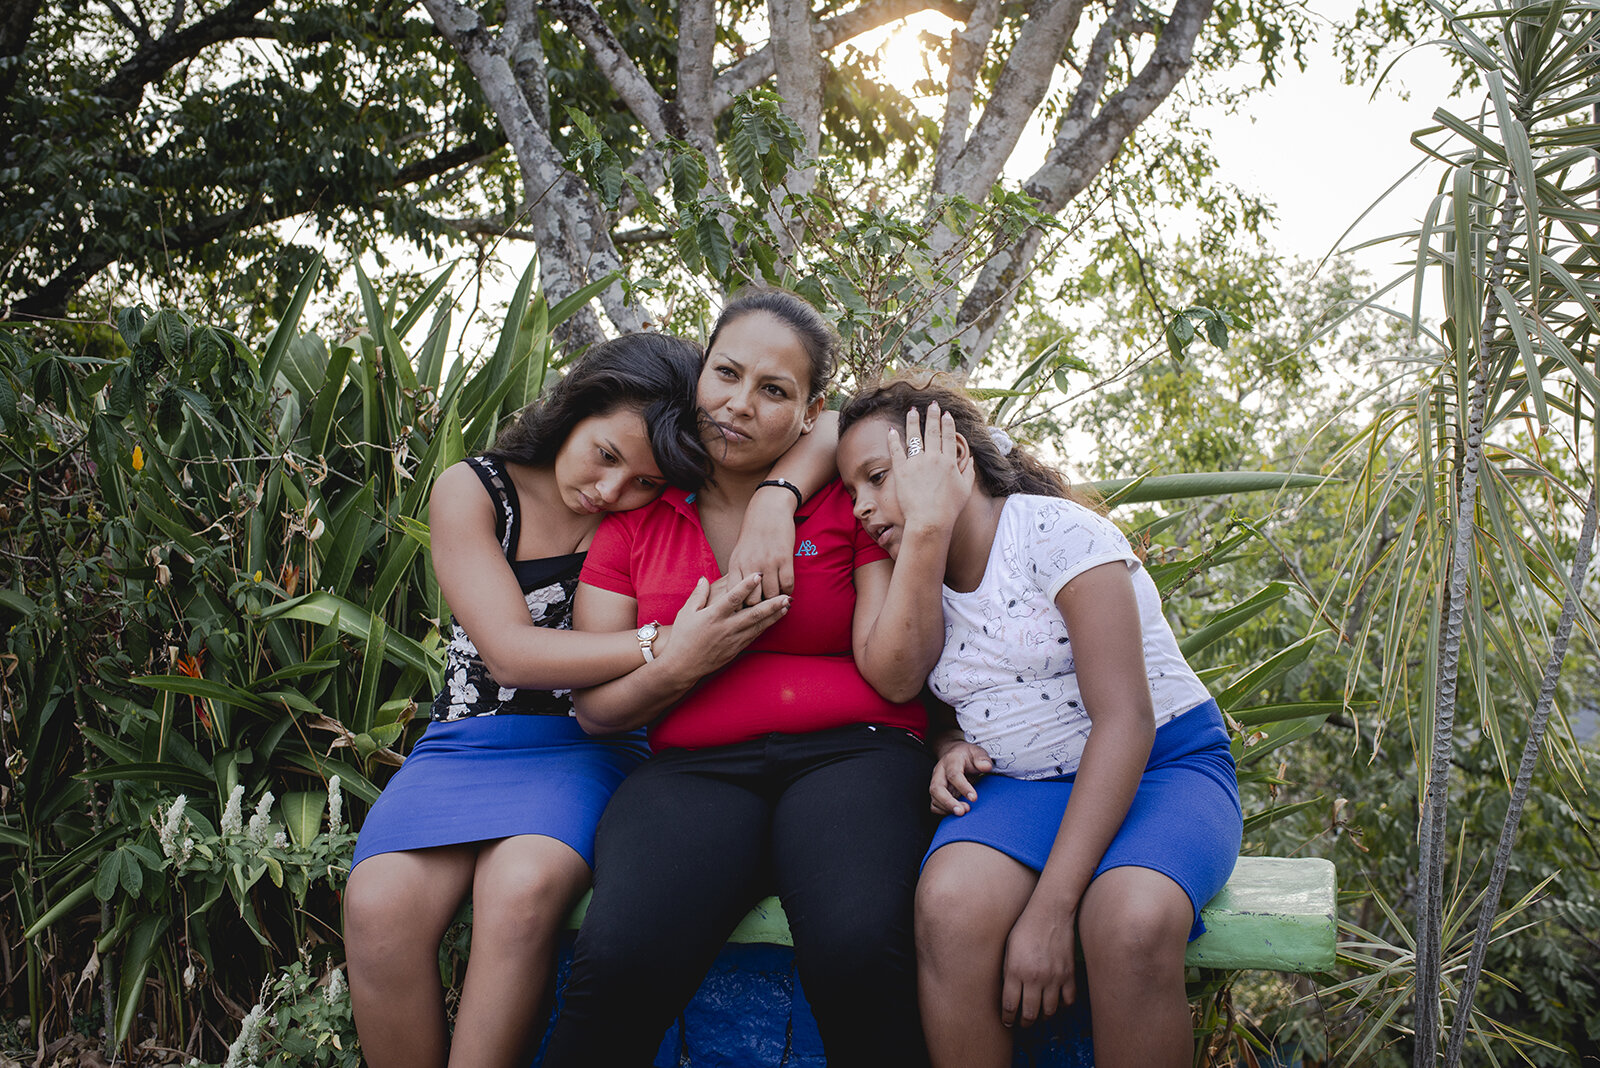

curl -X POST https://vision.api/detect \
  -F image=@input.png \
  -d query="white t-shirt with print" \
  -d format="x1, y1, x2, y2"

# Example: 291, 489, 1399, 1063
928, 495, 1211, 780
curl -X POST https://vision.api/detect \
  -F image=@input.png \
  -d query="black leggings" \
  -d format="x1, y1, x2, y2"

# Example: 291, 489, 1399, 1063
542, 724, 934, 1068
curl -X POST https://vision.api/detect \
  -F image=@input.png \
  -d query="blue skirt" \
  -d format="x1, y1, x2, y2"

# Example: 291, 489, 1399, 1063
925, 700, 1241, 940
351, 715, 649, 871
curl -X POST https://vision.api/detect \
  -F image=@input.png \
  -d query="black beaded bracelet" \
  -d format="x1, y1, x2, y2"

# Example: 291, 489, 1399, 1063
755, 478, 804, 508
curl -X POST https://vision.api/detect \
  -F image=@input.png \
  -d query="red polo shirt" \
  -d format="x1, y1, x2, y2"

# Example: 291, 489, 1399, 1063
580, 479, 926, 750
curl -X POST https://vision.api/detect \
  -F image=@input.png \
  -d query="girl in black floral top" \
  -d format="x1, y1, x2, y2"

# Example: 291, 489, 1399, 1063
344, 331, 827, 1068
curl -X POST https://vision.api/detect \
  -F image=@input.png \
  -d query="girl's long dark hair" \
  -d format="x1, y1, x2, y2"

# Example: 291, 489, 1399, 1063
486, 332, 711, 489
838, 374, 1104, 512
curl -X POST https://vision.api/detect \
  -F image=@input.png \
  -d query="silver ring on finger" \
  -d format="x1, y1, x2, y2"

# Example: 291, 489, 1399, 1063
906, 437, 924, 456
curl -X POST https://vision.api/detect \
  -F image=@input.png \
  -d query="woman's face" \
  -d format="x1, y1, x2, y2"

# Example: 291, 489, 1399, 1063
552, 407, 666, 517
698, 311, 823, 473
837, 415, 907, 558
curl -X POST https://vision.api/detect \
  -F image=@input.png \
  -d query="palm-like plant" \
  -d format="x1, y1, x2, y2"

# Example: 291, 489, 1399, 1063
1329, 2, 1600, 1062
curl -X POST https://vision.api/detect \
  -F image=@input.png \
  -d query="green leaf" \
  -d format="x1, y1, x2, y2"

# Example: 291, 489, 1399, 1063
1229, 701, 1354, 728
1204, 316, 1229, 349
280, 791, 328, 849
115, 915, 170, 1044
23, 879, 95, 938
154, 387, 184, 441
0, 370, 16, 431
1087, 471, 1328, 504
0, 588, 37, 616
116, 306, 149, 350
668, 144, 709, 204
367, 721, 404, 749
260, 254, 324, 390
698, 216, 733, 281
94, 854, 123, 902
1179, 583, 1292, 657
261, 592, 442, 680
130, 675, 276, 716
105, 365, 135, 419
674, 212, 705, 274
74, 762, 216, 791
1218, 631, 1327, 710
119, 851, 144, 897
549, 272, 622, 330
1233, 713, 1329, 767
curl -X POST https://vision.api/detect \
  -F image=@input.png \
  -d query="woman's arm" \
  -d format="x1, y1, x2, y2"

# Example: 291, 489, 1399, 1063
429, 461, 649, 691
569, 574, 789, 734
852, 405, 971, 702
999, 561, 1156, 1027
726, 411, 840, 603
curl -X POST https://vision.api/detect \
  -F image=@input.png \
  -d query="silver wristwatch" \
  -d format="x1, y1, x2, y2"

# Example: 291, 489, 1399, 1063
637, 621, 660, 663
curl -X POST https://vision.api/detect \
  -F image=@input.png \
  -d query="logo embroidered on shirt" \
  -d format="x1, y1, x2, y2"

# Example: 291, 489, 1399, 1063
795, 539, 819, 557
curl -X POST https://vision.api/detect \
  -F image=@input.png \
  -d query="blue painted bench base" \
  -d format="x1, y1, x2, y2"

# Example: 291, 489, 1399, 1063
532, 857, 1337, 1065
533, 937, 1094, 1067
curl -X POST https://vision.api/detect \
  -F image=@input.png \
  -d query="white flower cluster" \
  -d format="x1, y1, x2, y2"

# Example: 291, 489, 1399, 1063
222, 1003, 266, 1068
327, 775, 343, 835
157, 795, 194, 863
220, 784, 246, 837
247, 791, 275, 845
324, 967, 346, 1006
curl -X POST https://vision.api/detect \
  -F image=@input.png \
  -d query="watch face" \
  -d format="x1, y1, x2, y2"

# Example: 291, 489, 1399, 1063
637, 623, 659, 641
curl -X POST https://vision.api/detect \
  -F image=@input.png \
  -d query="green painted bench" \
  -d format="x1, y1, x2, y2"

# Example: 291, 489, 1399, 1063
545, 856, 1334, 1065
564, 855, 1338, 972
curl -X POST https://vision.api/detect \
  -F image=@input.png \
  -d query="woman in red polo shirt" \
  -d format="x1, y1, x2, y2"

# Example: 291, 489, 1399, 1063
344, 332, 812, 1068
540, 290, 935, 1068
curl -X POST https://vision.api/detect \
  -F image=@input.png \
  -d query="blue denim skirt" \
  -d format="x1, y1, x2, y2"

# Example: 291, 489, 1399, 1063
925, 699, 1242, 940
352, 714, 648, 870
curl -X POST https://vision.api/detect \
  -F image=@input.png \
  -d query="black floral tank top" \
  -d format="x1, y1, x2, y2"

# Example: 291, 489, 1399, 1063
430, 456, 584, 721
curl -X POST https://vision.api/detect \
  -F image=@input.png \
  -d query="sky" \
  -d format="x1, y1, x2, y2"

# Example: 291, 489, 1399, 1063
1196, 36, 1470, 284
871, 2, 1472, 280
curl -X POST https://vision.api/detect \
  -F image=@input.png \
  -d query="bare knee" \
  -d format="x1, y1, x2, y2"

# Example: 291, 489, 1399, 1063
345, 868, 418, 961
471, 840, 589, 949
916, 849, 1029, 965
345, 851, 472, 972
1079, 871, 1191, 983
917, 865, 988, 945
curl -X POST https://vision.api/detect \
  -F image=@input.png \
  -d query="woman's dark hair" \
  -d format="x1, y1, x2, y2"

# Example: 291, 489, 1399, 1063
486, 332, 712, 489
839, 373, 1104, 512
705, 289, 838, 401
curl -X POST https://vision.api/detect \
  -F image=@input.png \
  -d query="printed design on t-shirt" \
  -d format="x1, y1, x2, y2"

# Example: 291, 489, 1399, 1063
795, 539, 819, 557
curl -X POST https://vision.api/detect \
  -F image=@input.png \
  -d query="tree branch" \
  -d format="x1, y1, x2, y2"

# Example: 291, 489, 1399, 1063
1024, 0, 1210, 214
1412, 189, 1520, 1068
942, 0, 1089, 198
9, 132, 496, 320
94, 0, 275, 113
504, 0, 551, 130
931, 0, 1000, 192
714, 0, 972, 112
678, 0, 718, 139
100, 0, 154, 47
543, 0, 682, 140
939, 0, 1214, 371
766, 0, 824, 229
1445, 478, 1598, 1065
424, 0, 641, 341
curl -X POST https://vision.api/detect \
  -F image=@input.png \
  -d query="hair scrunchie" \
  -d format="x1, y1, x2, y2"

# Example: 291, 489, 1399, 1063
989, 426, 1015, 456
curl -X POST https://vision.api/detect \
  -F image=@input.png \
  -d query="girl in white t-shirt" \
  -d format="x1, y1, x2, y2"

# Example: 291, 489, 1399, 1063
839, 378, 1241, 1068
